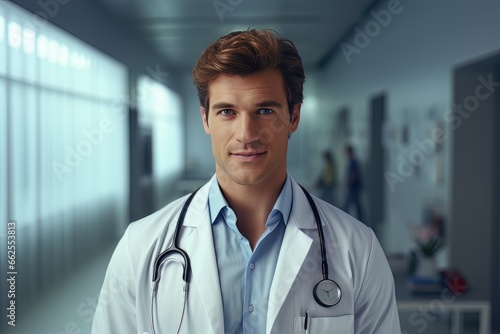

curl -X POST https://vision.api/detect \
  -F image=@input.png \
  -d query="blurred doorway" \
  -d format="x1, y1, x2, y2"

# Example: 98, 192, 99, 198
367, 94, 386, 236
451, 52, 500, 332
129, 109, 155, 222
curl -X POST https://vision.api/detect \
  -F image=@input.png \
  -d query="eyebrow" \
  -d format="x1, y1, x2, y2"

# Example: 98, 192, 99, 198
211, 102, 236, 110
254, 100, 284, 108
210, 100, 284, 110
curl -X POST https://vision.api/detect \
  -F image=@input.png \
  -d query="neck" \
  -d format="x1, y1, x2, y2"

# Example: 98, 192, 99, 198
216, 173, 287, 248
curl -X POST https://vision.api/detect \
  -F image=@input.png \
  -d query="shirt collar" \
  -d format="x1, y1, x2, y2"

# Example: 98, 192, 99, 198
208, 174, 293, 226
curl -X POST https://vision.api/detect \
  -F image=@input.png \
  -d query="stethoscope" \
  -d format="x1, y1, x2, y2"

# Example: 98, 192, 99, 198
150, 185, 342, 334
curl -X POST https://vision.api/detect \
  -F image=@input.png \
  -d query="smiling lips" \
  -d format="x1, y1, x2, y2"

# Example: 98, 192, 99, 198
231, 151, 266, 161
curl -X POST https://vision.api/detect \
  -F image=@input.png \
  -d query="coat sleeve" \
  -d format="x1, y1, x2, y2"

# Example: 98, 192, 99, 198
354, 229, 401, 333
92, 226, 137, 334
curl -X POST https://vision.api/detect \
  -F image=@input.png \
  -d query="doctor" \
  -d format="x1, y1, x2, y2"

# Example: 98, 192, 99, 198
92, 29, 401, 334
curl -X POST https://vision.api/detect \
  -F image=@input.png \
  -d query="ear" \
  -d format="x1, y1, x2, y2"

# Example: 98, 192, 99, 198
288, 103, 301, 134
200, 107, 210, 134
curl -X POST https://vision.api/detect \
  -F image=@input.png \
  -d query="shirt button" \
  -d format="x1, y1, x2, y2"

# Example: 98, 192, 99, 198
248, 305, 254, 313
249, 263, 255, 270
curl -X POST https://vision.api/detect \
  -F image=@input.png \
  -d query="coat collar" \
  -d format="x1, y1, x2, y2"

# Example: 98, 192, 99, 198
289, 177, 321, 230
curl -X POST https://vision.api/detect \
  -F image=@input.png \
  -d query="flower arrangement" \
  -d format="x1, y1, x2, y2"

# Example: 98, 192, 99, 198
409, 208, 445, 258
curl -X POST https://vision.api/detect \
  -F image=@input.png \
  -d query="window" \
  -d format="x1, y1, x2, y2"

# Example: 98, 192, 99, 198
1, 1, 128, 231
138, 75, 184, 207
0, 13, 6, 75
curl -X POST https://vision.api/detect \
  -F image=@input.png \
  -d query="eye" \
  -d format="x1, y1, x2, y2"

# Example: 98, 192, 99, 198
258, 108, 273, 115
219, 109, 235, 116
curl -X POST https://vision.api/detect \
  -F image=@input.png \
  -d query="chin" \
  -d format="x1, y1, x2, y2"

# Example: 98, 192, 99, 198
224, 171, 266, 187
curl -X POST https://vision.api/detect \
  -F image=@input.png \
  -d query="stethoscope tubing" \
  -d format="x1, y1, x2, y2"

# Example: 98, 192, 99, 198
150, 184, 341, 332
152, 189, 199, 284
150, 189, 200, 334
299, 184, 329, 280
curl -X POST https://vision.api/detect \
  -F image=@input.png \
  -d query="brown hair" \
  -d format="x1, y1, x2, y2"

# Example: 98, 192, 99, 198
192, 29, 305, 117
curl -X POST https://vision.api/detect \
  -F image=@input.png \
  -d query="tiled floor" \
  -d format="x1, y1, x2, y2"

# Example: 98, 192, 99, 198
1, 245, 493, 334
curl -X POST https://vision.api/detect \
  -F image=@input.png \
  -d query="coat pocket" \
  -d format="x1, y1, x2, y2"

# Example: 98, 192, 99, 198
293, 314, 354, 334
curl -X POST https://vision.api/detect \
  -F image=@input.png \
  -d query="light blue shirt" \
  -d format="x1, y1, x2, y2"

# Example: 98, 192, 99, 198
208, 175, 293, 334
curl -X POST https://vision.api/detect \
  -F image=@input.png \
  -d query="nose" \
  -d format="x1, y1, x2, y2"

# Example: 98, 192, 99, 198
236, 114, 260, 144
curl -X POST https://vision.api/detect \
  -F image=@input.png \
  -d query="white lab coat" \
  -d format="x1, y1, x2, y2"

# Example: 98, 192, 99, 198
92, 177, 401, 334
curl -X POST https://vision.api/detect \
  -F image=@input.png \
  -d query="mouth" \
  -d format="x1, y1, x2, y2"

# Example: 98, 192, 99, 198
230, 151, 266, 161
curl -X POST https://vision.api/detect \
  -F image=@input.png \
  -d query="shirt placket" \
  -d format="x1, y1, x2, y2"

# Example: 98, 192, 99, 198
242, 214, 281, 333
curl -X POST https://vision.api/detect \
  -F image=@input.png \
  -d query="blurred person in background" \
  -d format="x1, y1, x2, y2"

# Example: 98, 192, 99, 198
343, 145, 364, 222
315, 150, 338, 205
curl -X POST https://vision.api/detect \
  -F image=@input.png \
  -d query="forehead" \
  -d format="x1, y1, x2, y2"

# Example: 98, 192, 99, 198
208, 69, 287, 107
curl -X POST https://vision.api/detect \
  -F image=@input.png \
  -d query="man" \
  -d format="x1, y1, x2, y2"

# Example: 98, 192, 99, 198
343, 145, 364, 222
92, 29, 400, 334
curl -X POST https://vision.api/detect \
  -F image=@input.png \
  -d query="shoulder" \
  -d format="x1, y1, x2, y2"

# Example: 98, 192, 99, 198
108, 181, 211, 286
290, 178, 375, 251
126, 195, 188, 242
315, 198, 377, 264
317, 199, 373, 242
313, 196, 394, 295
123, 182, 211, 260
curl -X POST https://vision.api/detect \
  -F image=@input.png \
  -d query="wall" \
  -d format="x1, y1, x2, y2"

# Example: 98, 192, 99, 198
310, 0, 500, 258
0, 1, 130, 324
182, 72, 214, 179
496, 116, 500, 331
1, 1, 185, 326
11, 0, 186, 222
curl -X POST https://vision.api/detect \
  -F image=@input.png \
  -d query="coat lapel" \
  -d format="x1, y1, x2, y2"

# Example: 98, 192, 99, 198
177, 179, 318, 334
266, 179, 317, 333
181, 184, 224, 334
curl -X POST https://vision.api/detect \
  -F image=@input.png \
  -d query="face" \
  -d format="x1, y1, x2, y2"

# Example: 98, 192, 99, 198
201, 69, 301, 189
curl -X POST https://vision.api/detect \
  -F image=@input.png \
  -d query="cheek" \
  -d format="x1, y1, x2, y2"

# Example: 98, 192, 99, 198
210, 130, 228, 149
258, 118, 289, 144
265, 134, 289, 152
268, 115, 289, 133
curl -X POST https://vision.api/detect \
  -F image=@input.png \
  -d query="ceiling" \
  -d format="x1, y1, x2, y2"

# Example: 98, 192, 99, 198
96, 0, 380, 71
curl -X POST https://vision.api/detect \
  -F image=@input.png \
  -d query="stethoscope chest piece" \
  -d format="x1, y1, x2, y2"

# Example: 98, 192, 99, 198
313, 279, 342, 307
